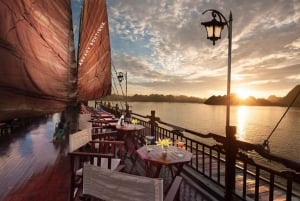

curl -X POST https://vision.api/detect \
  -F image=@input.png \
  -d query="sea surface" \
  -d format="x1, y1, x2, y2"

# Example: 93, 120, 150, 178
114, 101, 300, 163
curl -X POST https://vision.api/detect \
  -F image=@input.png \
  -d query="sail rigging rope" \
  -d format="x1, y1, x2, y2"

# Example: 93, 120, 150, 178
263, 88, 300, 150
111, 76, 125, 110
111, 62, 125, 97
110, 61, 127, 109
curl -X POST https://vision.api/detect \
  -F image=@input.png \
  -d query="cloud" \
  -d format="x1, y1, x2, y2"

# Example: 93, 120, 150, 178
106, 0, 300, 98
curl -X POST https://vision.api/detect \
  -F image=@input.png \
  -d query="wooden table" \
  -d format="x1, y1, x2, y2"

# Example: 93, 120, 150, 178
136, 145, 192, 180
116, 124, 145, 157
89, 117, 119, 128
91, 113, 113, 119
103, 117, 118, 122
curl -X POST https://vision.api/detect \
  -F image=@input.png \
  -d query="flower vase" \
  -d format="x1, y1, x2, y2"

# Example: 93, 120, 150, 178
162, 146, 168, 156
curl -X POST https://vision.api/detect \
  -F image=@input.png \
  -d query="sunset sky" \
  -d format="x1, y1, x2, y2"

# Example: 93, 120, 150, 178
72, 0, 300, 99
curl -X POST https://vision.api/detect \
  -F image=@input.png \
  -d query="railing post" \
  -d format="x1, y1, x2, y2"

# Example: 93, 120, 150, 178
225, 125, 237, 200
150, 110, 156, 136
95, 100, 101, 108
125, 103, 130, 118
115, 104, 120, 116
70, 155, 75, 201
283, 171, 294, 201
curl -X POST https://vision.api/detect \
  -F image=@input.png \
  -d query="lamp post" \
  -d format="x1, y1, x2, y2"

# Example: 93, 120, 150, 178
117, 72, 129, 117
201, 9, 237, 200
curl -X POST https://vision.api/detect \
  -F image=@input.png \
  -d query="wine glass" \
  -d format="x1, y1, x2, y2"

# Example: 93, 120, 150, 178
145, 135, 155, 151
176, 141, 185, 157
177, 141, 185, 149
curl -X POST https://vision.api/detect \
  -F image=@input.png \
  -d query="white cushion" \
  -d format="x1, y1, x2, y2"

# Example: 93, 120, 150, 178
69, 129, 92, 152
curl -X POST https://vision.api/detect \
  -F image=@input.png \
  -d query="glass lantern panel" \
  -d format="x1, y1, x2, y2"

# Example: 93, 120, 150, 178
214, 26, 222, 38
206, 26, 214, 38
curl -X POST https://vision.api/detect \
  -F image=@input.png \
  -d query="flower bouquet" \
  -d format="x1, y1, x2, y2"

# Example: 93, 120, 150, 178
131, 119, 139, 125
131, 119, 139, 128
156, 138, 172, 154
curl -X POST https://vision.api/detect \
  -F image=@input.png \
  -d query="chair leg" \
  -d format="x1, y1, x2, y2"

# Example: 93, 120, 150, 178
79, 194, 91, 201
129, 153, 137, 173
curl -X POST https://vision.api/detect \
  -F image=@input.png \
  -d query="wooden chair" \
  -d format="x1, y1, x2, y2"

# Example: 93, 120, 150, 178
91, 130, 125, 160
91, 129, 120, 141
88, 140, 125, 167
69, 129, 125, 201
81, 164, 182, 201
69, 152, 115, 201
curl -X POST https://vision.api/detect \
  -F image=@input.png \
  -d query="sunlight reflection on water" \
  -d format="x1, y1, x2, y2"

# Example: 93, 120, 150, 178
124, 102, 300, 162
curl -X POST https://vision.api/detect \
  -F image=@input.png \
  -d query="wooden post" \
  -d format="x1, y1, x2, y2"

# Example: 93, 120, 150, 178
225, 125, 237, 200
150, 110, 155, 136
115, 104, 120, 117
149, 110, 160, 138
69, 155, 75, 201
125, 104, 130, 118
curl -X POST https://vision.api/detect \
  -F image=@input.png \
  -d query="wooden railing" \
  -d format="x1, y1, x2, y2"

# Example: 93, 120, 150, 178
100, 103, 300, 201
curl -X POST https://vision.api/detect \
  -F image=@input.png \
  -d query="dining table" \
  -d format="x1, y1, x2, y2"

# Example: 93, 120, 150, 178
116, 124, 145, 157
89, 115, 119, 128
135, 145, 192, 181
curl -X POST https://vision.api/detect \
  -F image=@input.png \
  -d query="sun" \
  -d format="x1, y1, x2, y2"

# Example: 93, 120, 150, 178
235, 88, 252, 99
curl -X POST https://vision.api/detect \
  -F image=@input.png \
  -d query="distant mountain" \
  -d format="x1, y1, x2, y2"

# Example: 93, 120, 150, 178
205, 85, 300, 107
267, 95, 281, 103
104, 85, 300, 107
103, 94, 205, 103
276, 85, 300, 107
204, 94, 276, 106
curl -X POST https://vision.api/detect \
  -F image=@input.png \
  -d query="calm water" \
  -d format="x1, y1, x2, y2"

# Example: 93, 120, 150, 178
126, 102, 300, 163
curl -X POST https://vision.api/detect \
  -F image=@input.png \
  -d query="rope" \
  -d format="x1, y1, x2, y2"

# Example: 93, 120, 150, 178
263, 88, 300, 150
111, 62, 125, 97
110, 61, 127, 109
111, 77, 124, 110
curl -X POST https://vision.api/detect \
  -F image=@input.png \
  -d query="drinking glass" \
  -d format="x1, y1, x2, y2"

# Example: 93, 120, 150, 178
145, 135, 155, 151
177, 141, 184, 149
176, 141, 185, 157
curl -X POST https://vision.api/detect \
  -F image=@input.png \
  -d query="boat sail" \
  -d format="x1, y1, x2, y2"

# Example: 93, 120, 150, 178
77, 0, 111, 101
0, 0, 111, 122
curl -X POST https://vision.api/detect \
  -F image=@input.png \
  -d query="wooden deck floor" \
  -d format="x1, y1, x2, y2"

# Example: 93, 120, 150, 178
1, 137, 215, 201
2, 140, 70, 201
2, 111, 299, 201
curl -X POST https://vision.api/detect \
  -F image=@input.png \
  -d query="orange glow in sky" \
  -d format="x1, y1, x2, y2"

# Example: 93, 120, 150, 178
71, 0, 300, 99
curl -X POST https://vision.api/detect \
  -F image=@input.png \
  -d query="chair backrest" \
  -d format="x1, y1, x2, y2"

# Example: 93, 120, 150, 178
69, 128, 92, 152
69, 151, 114, 201
91, 129, 119, 140
79, 114, 92, 130
89, 140, 124, 159
83, 164, 164, 201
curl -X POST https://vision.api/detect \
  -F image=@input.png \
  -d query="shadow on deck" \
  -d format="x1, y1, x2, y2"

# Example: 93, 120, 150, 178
124, 152, 220, 201
2, 137, 219, 201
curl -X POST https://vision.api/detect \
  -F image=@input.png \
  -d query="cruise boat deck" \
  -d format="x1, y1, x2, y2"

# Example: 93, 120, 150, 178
2, 138, 214, 201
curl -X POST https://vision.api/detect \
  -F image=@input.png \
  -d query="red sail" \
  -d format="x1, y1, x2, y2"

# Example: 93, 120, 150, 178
0, 0, 76, 121
77, 0, 111, 101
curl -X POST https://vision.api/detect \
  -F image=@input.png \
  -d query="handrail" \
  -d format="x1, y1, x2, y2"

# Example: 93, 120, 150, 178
101, 103, 300, 200
138, 109, 300, 171
236, 139, 300, 172
132, 111, 227, 143
131, 112, 148, 119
